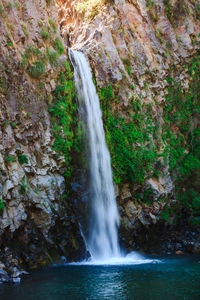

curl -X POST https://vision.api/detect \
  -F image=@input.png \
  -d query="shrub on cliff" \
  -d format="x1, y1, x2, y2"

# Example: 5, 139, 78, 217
27, 61, 45, 79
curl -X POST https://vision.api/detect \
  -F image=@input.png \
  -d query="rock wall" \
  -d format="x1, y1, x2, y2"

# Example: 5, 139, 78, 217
0, 0, 85, 283
57, 0, 200, 251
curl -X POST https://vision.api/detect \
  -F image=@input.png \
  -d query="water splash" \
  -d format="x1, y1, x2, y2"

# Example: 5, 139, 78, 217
68, 251, 161, 266
69, 49, 120, 261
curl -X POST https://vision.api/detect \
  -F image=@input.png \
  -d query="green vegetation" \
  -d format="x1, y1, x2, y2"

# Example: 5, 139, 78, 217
14, 2, 19, 10
19, 179, 28, 195
197, 4, 200, 20
20, 40, 64, 78
49, 63, 77, 178
6, 1, 12, 9
97, 52, 200, 224
17, 153, 28, 165
145, 0, 161, 23
48, 18, 57, 33
47, 49, 59, 67
40, 20, 57, 39
0, 75, 8, 93
162, 53, 200, 222
0, 4, 3, 15
163, 0, 189, 25
136, 187, 155, 205
46, 0, 53, 7
19, 184, 26, 194
98, 85, 159, 184
3, 120, 9, 129
11, 121, 18, 128
52, 38, 64, 55
122, 58, 132, 76
27, 61, 45, 79
41, 29, 50, 40
5, 155, 16, 163
0, 198, 5, 213
145, 0, 155, 8
21, 21, 28, 37
7, 42, 13, 47
163, 0, 173, 22
155, 29, 165, 44
20, 45, 43, 72
19, 28, 66, 78
23, 45, 42, 60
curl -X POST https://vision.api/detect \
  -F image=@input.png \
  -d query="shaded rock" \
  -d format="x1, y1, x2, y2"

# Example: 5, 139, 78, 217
0, 268, 9, 283
176, 250, 184, 255
124, 200, 137, 220
120, 184, 132, 202
0, 0, 86, 279
193, 242, 200, 254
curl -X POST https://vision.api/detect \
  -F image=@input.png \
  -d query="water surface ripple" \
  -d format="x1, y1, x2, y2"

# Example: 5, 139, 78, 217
0, 256, 199, 300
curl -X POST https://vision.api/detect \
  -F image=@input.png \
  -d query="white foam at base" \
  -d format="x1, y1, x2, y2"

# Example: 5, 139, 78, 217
67, 252, 161, 266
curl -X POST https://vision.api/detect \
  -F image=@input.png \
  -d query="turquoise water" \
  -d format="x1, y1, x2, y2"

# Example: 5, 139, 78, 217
0, 256, 200, 300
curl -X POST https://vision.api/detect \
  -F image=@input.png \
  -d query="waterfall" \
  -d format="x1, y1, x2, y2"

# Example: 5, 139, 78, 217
69, 49, 120, 261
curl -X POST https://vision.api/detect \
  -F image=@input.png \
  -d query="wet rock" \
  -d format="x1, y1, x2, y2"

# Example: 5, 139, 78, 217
176, 250, 184, 255
0, 268, 9, 283
122, 216, 134, 229
193, 242, 200, 254
11, 277, 21, 284
12, 267, 23, 278
149, 213, 157, 224
0, 262, 5, 270
138, 211, 150, 226
175, 243, 182, 251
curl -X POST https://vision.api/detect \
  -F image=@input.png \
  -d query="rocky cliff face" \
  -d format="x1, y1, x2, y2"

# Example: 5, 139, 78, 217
57, 0, 200, 251
0, 0, 85, 283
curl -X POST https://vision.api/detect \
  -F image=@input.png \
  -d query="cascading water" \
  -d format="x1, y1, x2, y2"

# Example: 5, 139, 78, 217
69, 49, 120, 261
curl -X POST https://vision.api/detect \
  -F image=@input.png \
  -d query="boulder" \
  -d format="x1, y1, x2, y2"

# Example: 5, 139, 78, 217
0, 268, 9, 283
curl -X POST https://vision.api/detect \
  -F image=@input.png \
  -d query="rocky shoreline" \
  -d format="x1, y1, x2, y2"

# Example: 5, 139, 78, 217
1, 223, 199, 284
120, 224, 200, 256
